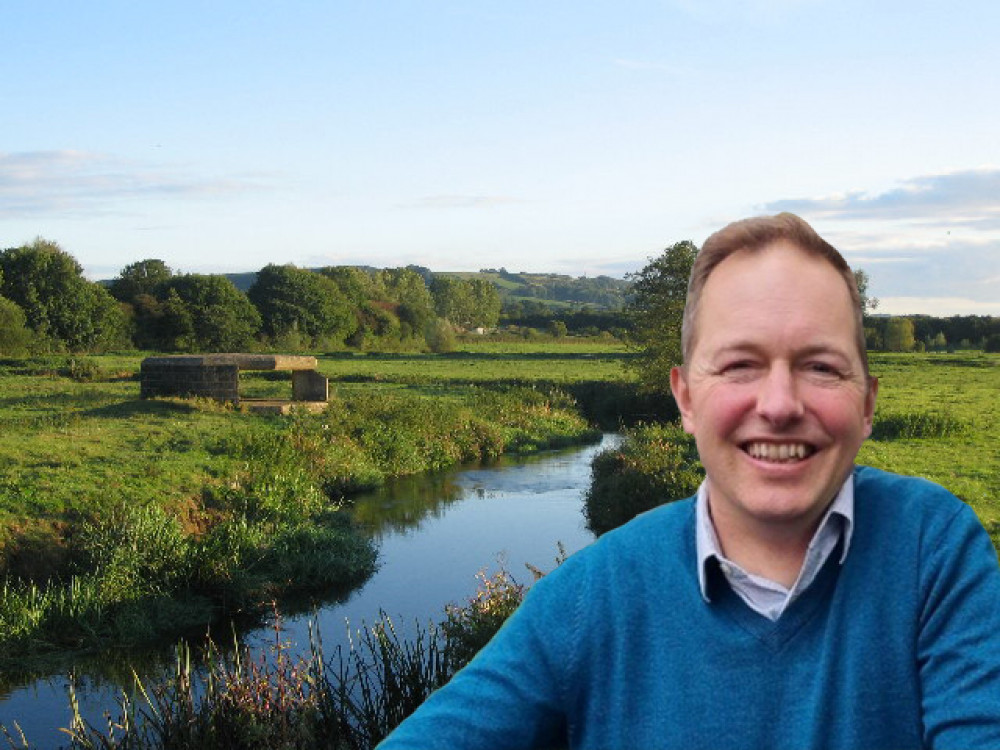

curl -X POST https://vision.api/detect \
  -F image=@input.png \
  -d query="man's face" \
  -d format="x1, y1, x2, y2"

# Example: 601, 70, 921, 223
670, 241, 877, 540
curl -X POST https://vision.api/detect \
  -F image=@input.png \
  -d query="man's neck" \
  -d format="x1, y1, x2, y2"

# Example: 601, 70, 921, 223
708, 503, 825, 589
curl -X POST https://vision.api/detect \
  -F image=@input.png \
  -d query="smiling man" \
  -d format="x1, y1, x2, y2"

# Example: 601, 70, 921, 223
378, 214, 1000, 750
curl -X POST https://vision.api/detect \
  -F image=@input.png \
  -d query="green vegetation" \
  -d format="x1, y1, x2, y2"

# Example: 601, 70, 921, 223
7, 569, 530, 750
584, 423, 702, 535
0, 352, 596, 669
1, 346, 996, 747
624, 240, 697, 395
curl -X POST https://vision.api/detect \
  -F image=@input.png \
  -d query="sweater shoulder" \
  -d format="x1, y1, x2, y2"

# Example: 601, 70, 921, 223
852, 465, 977, 544
854, 464, 964, 514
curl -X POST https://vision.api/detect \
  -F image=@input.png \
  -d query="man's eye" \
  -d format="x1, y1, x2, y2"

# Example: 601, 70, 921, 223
807, 362, 839, 376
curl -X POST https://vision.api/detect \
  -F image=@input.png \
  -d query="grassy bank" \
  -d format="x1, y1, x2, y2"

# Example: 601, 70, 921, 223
0, 353, 597, 668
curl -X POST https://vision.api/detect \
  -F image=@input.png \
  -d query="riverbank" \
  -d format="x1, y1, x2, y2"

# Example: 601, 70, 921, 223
0, 354, 600, 672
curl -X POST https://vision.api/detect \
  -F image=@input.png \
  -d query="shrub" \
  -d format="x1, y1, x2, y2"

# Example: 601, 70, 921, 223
871, 410, 968, 440
584, 423, 703, 535
985, 334, 1000, 353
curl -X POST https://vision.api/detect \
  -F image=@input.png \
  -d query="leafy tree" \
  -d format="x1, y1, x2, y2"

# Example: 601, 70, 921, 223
161, 274, 261, 351
626, 240, 698, 393
467, 278, 501, 328
853, 269, 879, 315
984, 334, 1000, 353
884, 317, 916, 352
0, 296, 33, 355
0, 238, 128, 351
109, 259, 173, 302
431, 276, 474, 327
248, 264, 354, 346
321, 266, 380, 307
430, 276, 501, 329
548, 320, 568, 338
380, 268, 434, 335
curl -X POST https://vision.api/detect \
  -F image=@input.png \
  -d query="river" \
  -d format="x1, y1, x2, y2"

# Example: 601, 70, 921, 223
0, 433, 617, 748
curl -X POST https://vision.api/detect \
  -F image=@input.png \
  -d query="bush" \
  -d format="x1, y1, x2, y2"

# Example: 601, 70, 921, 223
584, 423, 703, 535
985, 334, 1000, 353
871, 410, 968, 440
424, 319, 456, 353
0, 295, 33, 355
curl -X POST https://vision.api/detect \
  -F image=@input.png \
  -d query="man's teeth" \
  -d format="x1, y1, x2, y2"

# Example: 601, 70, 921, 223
745, 442, 813, 462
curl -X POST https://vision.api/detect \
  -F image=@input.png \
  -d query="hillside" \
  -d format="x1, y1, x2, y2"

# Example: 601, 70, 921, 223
222, 266, 629, 310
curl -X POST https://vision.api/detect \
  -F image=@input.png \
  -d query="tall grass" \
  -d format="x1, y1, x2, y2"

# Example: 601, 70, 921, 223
24, 569, 533, 750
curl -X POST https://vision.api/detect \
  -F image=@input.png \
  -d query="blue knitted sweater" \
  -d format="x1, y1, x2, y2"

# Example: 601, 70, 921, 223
379, 466, 1000, 749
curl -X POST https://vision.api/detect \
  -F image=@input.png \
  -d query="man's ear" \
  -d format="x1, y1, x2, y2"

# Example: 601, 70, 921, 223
670, 366, 696, 435
862, 375, 879, 438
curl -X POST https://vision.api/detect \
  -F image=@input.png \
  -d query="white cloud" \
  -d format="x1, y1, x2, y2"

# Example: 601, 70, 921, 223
876, 296, 1000, 316
0, 150, 272, 218
764, 168, 1000, 224
405, 195, 526, 210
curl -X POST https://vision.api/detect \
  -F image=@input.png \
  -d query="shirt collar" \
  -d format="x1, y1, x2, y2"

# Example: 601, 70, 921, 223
695, 471, 856, 603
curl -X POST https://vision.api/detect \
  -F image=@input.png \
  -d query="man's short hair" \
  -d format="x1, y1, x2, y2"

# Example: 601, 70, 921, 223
680, 212, 869, 374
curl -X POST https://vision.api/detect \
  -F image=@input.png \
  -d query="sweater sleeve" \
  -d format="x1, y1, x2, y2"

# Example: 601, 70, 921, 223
917, 502, 1000, 750
375, 559, 582, 750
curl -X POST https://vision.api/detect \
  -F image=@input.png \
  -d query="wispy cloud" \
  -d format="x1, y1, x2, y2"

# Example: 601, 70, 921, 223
764, 168, 1000, 224
759, 169, 1000, 310
406, 195, 525, 210
0, 150, 271, 218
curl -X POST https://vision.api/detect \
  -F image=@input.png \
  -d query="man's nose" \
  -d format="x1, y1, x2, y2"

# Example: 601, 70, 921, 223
755, 365, 804, 425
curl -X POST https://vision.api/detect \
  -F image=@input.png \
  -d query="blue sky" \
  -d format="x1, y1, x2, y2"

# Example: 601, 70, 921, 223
2, 0, 998, 315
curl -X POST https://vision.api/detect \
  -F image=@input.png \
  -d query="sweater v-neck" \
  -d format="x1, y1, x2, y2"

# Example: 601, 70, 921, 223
705, 542, 843, 651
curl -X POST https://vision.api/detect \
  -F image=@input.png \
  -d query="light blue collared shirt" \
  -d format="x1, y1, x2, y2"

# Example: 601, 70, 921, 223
695, 474, 855, 621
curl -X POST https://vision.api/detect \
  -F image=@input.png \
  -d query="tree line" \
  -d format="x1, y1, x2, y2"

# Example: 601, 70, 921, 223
2, 237, 997, 357
0, 239, 503, 355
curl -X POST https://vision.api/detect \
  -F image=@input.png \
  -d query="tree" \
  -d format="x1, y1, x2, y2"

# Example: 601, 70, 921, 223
248, 264, 354, 347
0, 296, 32, 355
0, 238, 128, 351
626, 240, 698, 393
853, 269, 879, 315
467, 278, 501, 328
160, 274, 261, 351
884, 317, 916, 352
381, 267, 434, 335
109, 259, 173, 302
430, 276, 501, 330
431, 276, 475, 327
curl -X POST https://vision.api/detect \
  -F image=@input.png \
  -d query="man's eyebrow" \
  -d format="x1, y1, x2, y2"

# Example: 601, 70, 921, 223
709, 341, 854, 360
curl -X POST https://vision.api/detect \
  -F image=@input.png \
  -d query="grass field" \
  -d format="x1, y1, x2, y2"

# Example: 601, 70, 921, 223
859, 352, 999, 527
0, 346, 996, 665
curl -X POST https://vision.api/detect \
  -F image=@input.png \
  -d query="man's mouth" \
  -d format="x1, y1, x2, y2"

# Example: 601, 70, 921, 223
742, 442, 816, 463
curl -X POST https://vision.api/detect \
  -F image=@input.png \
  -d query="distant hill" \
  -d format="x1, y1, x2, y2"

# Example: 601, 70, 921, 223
448, 268, 629, 309
101, 264, 629, 310
219, 266, 629, 309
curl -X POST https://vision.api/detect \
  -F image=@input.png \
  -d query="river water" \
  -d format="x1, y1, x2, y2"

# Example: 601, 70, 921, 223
0, 434, 617, 748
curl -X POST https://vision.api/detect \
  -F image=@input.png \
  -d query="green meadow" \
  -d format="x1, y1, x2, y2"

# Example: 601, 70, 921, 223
0, 346, 996, 671
859, 352, 999, 528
